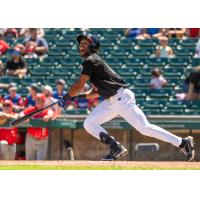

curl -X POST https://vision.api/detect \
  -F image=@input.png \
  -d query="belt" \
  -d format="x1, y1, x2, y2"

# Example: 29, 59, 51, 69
107, 87, 124, 101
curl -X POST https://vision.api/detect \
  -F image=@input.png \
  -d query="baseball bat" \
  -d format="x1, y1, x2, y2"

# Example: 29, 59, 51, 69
10, 100, 59, 127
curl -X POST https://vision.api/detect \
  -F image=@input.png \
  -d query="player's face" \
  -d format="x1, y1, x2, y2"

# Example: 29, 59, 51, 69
79, 39, 90, 57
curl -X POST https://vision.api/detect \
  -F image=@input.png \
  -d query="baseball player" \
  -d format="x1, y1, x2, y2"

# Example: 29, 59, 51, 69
0, 100, 19, 160
19, 93, 53, 160
58, 34, 195, 161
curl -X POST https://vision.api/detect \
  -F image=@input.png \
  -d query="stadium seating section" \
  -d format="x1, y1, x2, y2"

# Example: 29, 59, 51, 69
1, 28, 200, 115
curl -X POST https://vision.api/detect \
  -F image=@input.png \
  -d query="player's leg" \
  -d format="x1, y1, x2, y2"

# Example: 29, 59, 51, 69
0, 141, 9, 160
36, 139, 48, 160
7, 144, 16, 160
25, 134, 36, 160
83, 100, 127, 160
118, 89, 195, 161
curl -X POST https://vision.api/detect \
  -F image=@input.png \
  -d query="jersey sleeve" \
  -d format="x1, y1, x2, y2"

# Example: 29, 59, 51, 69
81, 59, 93, 77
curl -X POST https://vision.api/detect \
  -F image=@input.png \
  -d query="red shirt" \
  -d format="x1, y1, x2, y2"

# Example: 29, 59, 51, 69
188, 28, 200, 38
0, 40, 9, 56
23, 106, 52, 139
0, 126, 18, 145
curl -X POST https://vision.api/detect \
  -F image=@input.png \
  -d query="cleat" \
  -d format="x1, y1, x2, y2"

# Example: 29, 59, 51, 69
101, 145, 128, 161
180, 136, 195, 162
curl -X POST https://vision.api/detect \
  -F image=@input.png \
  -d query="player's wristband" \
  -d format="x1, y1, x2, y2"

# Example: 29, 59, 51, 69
77, 94, 87, 99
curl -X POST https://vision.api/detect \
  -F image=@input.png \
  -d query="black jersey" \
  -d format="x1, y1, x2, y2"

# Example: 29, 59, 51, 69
81, 53, 128, 98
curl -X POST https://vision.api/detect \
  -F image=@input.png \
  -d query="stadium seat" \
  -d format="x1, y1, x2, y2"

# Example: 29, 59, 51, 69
22, 76, 46, 86
31, 67, 53, 76
63, 109, 88, 115
0, 76, 21, 84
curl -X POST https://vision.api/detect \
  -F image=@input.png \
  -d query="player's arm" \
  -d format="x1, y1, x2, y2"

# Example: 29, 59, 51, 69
85, 89, 100, 99
68, 74, 90, 97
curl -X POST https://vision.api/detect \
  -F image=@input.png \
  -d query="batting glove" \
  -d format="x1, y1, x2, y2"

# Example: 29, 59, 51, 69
58, 93, 71, 109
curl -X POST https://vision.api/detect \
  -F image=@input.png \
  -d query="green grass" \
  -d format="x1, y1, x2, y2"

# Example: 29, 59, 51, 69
0, 165, 199, 170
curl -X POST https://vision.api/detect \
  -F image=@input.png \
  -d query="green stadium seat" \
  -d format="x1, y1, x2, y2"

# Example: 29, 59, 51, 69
125, 58, 147, 66
111, 48, 131, 57
48, 48, 65, 57
0, 76, 21, 84
164, 68, 185, 78
147, 58, 168, 66
131, 49, 150, 58
63, 109, 88, 115
0, 88, 7, 96
191, 58, 200, 67
142, 109, 161, 115
168, 57, 191, 66
61, 57, 82, 66
149, 89, 172, 98
17, 86, 29, 97
31, 67, 53, 76
160, 108, 184, 115
167, 100, 187, 109
42, 57, 62, 66
137, 39, 157, 48
184, 109, 200, 115
22, 76, 46, 86
117, 67, 140, 76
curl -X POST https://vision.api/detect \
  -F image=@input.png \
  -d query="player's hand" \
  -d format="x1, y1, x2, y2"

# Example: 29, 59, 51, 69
43, 115, 51, 122
58, 96, 66, 108
58, 93, 73, 109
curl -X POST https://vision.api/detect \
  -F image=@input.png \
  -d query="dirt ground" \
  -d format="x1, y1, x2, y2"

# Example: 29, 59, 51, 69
0, 161, 200, 169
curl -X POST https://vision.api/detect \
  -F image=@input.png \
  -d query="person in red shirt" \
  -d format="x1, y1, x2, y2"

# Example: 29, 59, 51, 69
186, 28, 200, 38
0, 100, 19, 160
19, 93, 53, 160
0, 30, 10, 56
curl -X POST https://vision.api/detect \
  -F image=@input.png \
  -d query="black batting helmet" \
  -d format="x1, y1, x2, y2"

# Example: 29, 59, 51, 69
77, 34, 100, 53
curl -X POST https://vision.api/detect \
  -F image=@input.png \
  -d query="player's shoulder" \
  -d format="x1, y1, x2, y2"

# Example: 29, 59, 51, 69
84, 53, 100, 63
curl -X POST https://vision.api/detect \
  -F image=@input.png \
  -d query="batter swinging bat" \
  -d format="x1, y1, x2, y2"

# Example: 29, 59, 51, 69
10, 100, 59, 127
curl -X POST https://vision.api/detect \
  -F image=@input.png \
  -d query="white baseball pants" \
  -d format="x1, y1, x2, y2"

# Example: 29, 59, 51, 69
84, 87, 182, 147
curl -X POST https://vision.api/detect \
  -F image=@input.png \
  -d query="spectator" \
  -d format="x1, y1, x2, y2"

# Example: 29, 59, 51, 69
20, 28, 45, 38
168, 28, 186, 39
23, 28, 48, 58
125, 28, 142, 38
137, 28, 160, 39
184, 66, 200, 100
155, 36, 174, 58
3, 28, 19, 39
19, 93, 53, 160
0, 100, 19, 160
5, 49, 27, 78
23, 83, 39, 107
4, 84, 24, 111
152, 28, 170, 38
185, 28, 200, 38
42, 85, 62, 118
146, 28, 160, 37
149, 68, 167, 89
0, 30, 10, 56
53, 79, 67, 99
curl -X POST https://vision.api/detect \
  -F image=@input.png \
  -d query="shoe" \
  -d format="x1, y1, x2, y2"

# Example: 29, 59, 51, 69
113, 145, 128, 159
101, 151, 116, 161
101, 145, 128, 161
180, 136, 195, 161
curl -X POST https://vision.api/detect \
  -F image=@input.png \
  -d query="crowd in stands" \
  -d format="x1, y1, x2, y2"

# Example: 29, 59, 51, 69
0, 28, 200, 160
